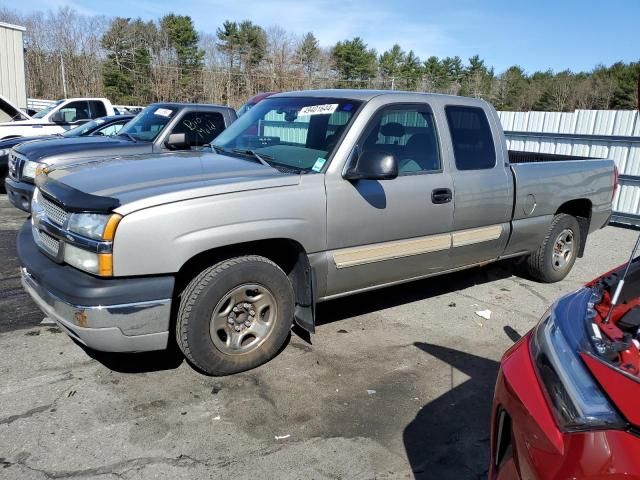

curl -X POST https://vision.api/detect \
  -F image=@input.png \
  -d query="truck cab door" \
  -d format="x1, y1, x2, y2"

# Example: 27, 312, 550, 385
324, 103, 454, 298
444, 105, 513, 268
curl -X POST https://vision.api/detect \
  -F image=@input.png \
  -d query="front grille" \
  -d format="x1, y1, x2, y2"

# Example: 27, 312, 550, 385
40, 195, 68, 226
33, 227, 60, 256
8, 151, 21, 180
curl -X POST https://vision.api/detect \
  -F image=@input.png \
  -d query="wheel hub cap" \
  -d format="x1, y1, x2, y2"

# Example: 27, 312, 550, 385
210, 284, 277, 355
552, 228, 574, 271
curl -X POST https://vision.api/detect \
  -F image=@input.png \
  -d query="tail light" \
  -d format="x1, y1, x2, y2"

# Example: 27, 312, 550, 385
613, 164, 619, 200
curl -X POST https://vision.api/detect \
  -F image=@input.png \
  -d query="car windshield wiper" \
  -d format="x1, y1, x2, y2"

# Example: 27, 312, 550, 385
118, 132, 138, 143
210, 144, 227, 155
231, 148, 275, 168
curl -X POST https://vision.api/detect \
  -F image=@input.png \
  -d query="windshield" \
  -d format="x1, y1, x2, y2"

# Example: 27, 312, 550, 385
117, 105, 177, 142
32, 100, 64, 119
213, 97, 362, 172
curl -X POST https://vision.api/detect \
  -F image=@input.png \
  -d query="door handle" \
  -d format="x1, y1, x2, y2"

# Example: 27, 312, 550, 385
431, 188, 452, 204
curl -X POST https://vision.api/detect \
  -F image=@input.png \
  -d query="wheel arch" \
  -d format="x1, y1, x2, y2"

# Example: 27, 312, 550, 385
555, 199, 592, 257
175, 238, 315, 333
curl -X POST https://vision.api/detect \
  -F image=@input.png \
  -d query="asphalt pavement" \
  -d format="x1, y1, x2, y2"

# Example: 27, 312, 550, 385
0, 194, 636, 479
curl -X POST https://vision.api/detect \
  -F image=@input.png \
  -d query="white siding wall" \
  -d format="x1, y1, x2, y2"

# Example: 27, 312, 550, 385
0, 22, 26, 109
498, 109, 640, 223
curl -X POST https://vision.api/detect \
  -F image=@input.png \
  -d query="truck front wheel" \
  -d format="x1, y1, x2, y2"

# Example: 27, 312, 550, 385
176, 256, 295, 375
526, 213, 581, 283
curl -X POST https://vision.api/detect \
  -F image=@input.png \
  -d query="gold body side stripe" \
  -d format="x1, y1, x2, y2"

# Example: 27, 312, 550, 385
333, 233, 451, 269
452, 225, 504, 247
332, 224, 504, 269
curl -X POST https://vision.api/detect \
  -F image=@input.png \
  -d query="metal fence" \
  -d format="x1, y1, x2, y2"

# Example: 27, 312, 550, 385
498, 109, 640, 226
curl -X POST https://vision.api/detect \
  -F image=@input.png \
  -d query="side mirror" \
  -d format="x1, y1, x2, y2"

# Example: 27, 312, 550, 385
165, 133, 188, 150
50, 111, 64, 123
344, 149, 398, 181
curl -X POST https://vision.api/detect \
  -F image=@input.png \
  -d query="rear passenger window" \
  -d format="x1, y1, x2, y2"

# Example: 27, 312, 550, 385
445, 106, 496, 170
360, 106, 441, 174
89, 101, 107, 118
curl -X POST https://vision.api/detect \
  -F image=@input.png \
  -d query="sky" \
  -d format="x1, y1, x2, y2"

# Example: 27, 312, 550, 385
5, 0, 640, 73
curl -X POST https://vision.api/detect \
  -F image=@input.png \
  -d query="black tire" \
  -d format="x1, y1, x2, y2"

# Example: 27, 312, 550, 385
526, 213, 581, 283
176, 255, 294, 375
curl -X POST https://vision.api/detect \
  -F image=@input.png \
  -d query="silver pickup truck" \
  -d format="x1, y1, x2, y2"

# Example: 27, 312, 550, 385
18, 90, 616, 375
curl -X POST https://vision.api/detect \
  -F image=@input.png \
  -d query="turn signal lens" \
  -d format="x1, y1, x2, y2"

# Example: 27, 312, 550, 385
98, 254, 113, 277
102, 214, 122, 241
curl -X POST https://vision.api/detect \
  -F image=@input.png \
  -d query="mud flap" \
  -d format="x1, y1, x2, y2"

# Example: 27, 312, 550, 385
293, 268, 316, 334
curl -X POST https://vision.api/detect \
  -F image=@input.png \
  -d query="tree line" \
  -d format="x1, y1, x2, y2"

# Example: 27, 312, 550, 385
1, 6, 638, 110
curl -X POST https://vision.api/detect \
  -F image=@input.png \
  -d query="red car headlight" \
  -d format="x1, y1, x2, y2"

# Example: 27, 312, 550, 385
530, 289, 626, 432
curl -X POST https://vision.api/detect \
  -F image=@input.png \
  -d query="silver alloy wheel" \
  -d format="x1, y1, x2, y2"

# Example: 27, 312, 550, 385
551, 228, 574, 271
210, 283, 277, 355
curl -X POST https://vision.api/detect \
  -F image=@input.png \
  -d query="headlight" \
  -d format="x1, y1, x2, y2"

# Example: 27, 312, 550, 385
64, 243, 113, 276
22, 160, 39, 179
0, 148, 9, 157
67, 213, 121, 241
65, 212, 121, 276
530, 291, 625, 432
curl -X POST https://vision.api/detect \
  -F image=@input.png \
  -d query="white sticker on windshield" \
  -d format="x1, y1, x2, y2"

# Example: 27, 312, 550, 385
299, 104, 338, 116
311, 157, 327, 172
154, 108, 174, 118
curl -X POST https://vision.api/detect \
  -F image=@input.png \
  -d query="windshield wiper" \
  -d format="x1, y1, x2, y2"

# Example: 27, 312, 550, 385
210, 144, 227, 155
118, 132, 138, 143
231, 148, 275, 168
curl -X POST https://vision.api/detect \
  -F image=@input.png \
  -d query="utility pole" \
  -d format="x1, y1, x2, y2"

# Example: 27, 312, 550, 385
60, 53, 68, 99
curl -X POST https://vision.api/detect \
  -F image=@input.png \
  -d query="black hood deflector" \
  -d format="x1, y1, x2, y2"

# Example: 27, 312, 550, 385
36, 175, 120, 213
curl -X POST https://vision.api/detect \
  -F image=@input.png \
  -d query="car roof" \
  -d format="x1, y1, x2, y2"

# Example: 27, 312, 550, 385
271, 89, 469, 102
148, 102, 231, 109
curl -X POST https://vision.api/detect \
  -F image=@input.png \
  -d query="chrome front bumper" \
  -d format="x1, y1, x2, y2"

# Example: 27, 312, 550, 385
21, 267, 171, 352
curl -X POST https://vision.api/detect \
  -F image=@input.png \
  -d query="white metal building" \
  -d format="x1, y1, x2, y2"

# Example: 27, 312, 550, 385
0, 22, 27, 110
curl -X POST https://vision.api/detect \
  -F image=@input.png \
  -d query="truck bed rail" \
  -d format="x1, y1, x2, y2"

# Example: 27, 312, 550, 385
508, 150, 597, 164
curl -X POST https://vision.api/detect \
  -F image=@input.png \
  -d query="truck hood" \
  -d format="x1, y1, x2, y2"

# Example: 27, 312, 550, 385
0, 134, 59, 150
15, 136, 140, 162
46, 151, 300, 214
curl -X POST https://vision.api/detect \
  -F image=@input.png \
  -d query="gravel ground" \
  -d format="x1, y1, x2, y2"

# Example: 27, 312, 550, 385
0, 193, 636, 479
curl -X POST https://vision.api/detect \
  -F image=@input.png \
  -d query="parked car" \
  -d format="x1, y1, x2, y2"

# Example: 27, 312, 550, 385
490, 241, 640, 479
0, 115, 133, 190
5, 103, 236, 211
236, 92, 276, 116
0, 98, 117, 140
18, 89, 616, 375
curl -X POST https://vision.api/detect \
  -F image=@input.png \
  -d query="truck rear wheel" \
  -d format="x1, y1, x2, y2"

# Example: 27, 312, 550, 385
526, 213, 581, 283
176, 255, 295, 375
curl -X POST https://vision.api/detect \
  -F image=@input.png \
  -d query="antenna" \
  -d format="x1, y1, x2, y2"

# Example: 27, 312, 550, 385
605, 232, 640, 323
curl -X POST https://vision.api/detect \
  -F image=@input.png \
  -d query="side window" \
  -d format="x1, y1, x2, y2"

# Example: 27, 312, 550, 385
445, 106, 496, 170
58, 101, 90, 123
89, 101, 107, 118
171, 111, 226, 147
93, 123, 123, 137
360, 106, 441, 174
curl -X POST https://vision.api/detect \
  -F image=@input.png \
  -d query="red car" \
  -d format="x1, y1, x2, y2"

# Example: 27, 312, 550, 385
491, 250, 640, 478
236, 92, 277, 117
